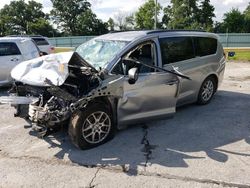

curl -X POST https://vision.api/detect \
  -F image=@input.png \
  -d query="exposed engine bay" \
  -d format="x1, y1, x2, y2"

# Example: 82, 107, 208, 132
2, 52, 124, 136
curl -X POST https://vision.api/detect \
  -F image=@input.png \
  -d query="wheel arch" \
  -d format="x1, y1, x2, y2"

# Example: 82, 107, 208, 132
69, 96, 117, 149
86, 96, 119, 128
196, 73, 219, 105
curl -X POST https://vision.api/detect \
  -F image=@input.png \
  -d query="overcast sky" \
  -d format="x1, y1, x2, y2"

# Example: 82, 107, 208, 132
0, 0, 249, 22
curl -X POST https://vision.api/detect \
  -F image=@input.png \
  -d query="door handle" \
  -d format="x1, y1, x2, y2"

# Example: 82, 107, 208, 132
11, 58, 19, 62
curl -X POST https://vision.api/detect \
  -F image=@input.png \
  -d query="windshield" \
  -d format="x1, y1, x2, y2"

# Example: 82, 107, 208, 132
76, 39, 128, 69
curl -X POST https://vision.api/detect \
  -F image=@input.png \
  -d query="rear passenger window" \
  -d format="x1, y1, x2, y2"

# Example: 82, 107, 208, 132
32, 38, 49, 46
159, 37, 195, 65
194, 37, 217, 57
0, 42, 21, 56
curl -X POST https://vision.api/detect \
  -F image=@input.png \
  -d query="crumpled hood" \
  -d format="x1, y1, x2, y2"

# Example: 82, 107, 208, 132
11, 52, 91, 87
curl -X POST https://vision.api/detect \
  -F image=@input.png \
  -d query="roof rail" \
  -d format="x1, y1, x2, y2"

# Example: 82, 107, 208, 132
147, 29, 206, 35
29, 35, 44, 37
108, 29, 206, 35
108, 29, 148, 34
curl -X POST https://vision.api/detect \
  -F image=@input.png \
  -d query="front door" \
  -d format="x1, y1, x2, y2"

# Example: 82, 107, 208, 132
112, 40, 179, 125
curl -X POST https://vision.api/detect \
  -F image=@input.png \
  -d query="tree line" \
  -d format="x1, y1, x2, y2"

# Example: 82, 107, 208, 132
0, 0, 249, 37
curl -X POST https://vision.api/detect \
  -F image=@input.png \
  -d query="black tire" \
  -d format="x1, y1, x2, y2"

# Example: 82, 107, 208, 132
197, 77, 216, 105
68, 102, 115, 150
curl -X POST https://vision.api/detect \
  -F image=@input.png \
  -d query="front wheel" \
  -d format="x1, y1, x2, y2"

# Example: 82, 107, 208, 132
197, 77, 216, 105
68, 103, 115, 150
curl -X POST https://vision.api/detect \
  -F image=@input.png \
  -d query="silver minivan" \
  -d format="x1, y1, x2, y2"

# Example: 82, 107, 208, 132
1, 30, 226, 149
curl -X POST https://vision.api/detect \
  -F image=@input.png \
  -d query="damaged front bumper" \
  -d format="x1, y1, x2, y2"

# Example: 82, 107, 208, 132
1, 76, 124, 136
0, 96, 39, 105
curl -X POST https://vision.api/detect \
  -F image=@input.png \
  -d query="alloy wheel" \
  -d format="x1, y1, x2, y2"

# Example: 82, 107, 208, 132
82, 111, 111, 144
201, 80, 214, 102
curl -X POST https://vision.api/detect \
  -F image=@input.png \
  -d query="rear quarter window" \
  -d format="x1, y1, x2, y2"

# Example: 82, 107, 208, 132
32, 38, 49, 46
159, 37, 195, 65
0, 42, 21, 56
194, 37, 217, 57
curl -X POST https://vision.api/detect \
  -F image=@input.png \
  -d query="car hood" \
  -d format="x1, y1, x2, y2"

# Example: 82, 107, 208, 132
11, 52, 98, 87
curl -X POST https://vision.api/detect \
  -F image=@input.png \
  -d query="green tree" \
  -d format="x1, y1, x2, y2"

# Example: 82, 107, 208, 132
0, 14, 13, 36
213, 21, 225, 33
114, 12, 127, 30
162, 5, 172, 28
28, 18, 59, 37
170, 0, 198, 29
163, 0, 199, 29
51, 0, 90, 35
51, 0, 108, 35
114, 12, 135, 30
0, 0, 55, 36
244, 3, 250, 32
162, 0, 215, 30
107, 18, 115, 31
215, 4, 250, 33
222, 8, 245, 33
135, 0, 161, 29
77, 9, 108, 35
125, 14, 135, 29
198, 0, 215, 31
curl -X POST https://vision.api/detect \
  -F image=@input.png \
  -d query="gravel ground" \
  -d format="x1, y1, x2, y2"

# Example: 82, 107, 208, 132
0, 61, 250, 188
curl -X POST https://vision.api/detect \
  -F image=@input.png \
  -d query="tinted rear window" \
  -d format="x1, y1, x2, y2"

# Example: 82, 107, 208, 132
159, 37, 195, 65
0, 42, 21, 56
194, 37, 217, 56
32, 38, 49, 46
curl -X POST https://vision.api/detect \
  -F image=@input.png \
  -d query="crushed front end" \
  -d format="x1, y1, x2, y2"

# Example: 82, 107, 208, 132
1, 52, 123, 137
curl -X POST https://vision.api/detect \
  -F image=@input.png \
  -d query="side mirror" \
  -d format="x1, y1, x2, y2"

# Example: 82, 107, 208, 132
128, 67, 139, 85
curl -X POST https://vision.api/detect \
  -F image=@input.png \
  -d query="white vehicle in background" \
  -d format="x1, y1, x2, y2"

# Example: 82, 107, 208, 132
7, 35, 55, 55
31, 36, 55, 54
0, 37, 40, 86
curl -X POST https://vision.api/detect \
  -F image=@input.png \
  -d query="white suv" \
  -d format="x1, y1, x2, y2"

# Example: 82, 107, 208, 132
7, 35, 55, 55
31, 36, 55, 54
0, 37, 40, 86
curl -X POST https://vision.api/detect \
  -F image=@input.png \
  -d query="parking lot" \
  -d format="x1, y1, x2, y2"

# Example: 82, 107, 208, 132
0, 61, 250, 188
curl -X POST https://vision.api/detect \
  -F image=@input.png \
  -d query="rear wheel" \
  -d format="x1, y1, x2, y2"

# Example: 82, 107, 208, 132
197, 77, 216, 105
68, 103, 115, 150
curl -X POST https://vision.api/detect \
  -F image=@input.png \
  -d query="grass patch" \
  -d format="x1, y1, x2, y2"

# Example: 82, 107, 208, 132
54, 47, 75, 53
224, 48, 250, 62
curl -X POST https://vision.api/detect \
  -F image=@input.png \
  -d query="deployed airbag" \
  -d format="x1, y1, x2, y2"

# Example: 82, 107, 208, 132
11, 52, 73, 87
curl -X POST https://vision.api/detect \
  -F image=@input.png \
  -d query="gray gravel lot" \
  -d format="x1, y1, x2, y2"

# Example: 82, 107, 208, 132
0, 62, 250, 188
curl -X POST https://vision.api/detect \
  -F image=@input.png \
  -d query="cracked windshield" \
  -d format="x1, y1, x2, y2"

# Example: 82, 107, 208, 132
76, 39, 128, 69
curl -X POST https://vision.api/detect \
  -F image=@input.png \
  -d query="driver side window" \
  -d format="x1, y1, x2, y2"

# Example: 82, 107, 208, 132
112, 41, 157, 75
